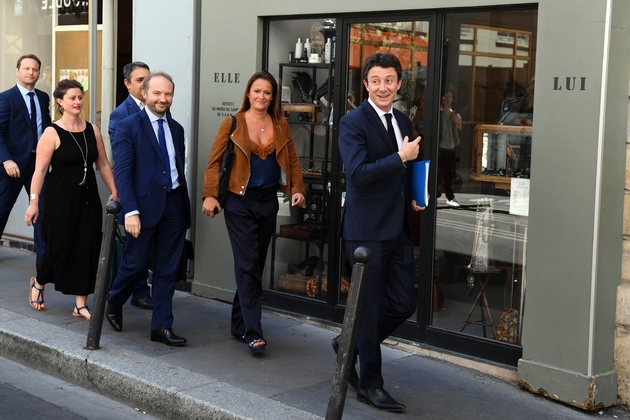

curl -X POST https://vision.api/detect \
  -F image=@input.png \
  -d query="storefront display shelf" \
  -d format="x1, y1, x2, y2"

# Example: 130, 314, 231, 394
270, 61, 334, 300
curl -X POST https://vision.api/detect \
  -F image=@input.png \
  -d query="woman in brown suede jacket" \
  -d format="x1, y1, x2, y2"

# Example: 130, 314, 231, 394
202, 71, 305, 354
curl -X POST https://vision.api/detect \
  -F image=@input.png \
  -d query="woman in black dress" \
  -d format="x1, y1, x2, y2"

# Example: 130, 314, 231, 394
25, 79, 117, 320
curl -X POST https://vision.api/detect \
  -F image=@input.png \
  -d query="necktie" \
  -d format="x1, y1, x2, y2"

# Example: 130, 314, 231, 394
28, 92, 38, 150
384, 113, 398, 149
157, 119, 173, 192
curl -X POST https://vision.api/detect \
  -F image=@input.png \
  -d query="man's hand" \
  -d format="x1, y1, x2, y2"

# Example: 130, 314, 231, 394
125, 214, 141, 238
3, 160, 20, 178
399, 135, 421, 163
411, 200, 426, 212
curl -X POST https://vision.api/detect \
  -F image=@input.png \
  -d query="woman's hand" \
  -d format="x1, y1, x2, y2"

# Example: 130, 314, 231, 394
25, 202, 39, 226
108, 191, 118, 203
202, 196, 221, 218
291, 193, 306, 208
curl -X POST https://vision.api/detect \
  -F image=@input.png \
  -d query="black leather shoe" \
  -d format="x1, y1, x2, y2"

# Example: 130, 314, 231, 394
150, 328, 187, 347
357, 387, 406, 412
105, 303, 123, 332
331, 335, 359, 389
130, 295, 153, 310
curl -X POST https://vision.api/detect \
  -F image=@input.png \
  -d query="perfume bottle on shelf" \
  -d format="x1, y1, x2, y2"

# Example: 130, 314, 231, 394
304, 38, 312, 57
295, 38, 303, 60
331, 36, 336, 62
324, 38, 331, 64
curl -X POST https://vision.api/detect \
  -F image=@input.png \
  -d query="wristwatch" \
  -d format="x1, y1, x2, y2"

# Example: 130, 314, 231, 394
30, 193, 37, 201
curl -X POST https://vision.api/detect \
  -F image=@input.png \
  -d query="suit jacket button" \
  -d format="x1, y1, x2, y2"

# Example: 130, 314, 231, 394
163, 171, 167, 174
401, 192, 404, 196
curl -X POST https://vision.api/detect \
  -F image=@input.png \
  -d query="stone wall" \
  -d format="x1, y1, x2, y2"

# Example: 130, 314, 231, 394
616, 75, 630, 408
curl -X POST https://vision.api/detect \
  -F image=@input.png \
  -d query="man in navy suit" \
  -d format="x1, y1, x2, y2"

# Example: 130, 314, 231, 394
337, 53, 423, 412
0, 54, 52, 267
106, 72, 191, 346
108, 61, 154, 310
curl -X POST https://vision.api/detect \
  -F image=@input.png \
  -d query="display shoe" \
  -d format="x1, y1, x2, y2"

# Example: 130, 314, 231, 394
287, 259, 308, 274
446, 198, 460, 207
300, 255, 320, 276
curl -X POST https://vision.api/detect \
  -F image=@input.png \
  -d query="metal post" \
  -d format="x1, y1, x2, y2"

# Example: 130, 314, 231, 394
326, 246, 371, 420
85, 201, 121, 350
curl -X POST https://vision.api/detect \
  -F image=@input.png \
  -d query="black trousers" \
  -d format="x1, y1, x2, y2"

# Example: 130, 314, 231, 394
346, 232, 416, 389
224, 187, 278, 342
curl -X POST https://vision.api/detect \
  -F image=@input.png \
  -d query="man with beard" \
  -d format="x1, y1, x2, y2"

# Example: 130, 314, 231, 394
106, 72, 191, 346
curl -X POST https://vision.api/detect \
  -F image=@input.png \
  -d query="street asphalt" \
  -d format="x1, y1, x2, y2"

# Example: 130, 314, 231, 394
0, 241, 626, 419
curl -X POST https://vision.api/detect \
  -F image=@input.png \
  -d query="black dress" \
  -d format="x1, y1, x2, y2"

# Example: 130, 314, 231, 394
37, 123, 102, 296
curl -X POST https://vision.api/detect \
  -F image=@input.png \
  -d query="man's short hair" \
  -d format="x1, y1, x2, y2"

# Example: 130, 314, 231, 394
142, 72, 175, 94
363, 53, 402, 82
123, 61, 150, 82
17, 54, 42, 70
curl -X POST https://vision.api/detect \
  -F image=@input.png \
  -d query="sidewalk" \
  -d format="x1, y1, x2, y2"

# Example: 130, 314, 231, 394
0, 244, 623, 419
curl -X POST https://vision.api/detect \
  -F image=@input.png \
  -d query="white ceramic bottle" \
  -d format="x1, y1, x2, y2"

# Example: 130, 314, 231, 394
295, 38, 303, 60
324, 38, 331, 63
304, 38, 312, 58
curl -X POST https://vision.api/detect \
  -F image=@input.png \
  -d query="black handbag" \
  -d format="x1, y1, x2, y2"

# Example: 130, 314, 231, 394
216, 115, 237, 213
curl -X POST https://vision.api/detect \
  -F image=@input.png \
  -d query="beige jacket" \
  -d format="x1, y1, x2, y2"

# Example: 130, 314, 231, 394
202, 113, 305, 199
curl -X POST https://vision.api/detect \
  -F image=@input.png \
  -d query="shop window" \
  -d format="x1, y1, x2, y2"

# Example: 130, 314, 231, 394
265, 18, 337, 303
432, 9, 537, 347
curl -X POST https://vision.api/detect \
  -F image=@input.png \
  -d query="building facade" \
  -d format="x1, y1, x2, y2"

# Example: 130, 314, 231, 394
1, 0, 629, 410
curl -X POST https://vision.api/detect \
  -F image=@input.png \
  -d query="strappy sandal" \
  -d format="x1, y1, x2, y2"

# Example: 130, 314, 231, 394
73, 305, 92, 320
29, 276, 45, 311
248, 338, 266, 354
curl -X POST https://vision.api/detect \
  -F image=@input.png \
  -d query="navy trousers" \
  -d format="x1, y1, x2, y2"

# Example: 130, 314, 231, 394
108, 189, 186, 330
0, 153, 45, 264
346, 233, 416, 390
224, 188, 278, 343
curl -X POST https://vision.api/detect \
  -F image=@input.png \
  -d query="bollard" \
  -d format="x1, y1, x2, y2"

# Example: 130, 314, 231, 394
326, 246, 371, 420
85, 200, 121, 350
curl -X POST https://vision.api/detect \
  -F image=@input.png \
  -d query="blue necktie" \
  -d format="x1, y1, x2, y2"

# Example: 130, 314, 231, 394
384, 113, 398, 149
28, 92, 38, 150
157, 119, 172, 192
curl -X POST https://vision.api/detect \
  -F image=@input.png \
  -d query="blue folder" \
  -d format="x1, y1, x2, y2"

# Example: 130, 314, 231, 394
411, 160, 430, 207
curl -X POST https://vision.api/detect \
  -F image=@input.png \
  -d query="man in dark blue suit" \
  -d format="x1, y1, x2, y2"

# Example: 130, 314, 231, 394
337, 53, 423, 412
0, 54, 52, 268
106, 72, 191, 346
108, 61, 154, 310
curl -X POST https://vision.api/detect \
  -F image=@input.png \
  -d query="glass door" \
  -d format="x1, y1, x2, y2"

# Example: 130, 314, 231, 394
332, 17, 434, 335
427, 8, 537, 365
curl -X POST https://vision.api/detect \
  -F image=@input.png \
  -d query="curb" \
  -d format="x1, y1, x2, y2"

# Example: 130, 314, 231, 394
0, 308, 321, 420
